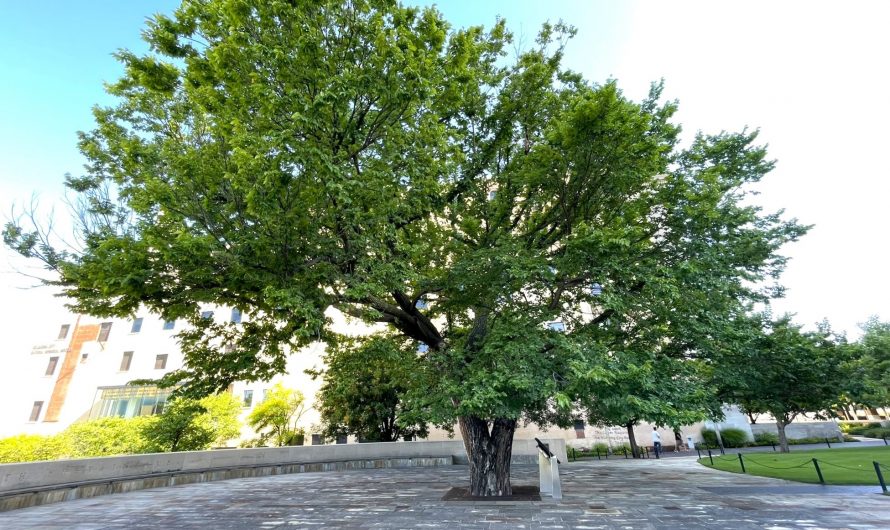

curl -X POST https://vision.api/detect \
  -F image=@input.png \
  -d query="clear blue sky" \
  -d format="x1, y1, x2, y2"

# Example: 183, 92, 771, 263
2, 1, 889, 345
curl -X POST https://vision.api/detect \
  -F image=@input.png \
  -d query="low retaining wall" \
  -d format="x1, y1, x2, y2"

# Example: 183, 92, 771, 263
750, 422, 843, 440
0, 438, 565, 512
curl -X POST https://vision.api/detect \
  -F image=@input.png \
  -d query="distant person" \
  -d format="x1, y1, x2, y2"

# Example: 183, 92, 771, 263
674, 429, 684, 452
652, 428, 662, 457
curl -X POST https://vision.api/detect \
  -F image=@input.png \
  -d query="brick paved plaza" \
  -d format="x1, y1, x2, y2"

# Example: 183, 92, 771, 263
0, 457, 887, 529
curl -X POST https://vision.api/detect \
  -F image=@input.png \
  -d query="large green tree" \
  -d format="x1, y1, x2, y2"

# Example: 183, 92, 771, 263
713, 315, 853, 452
4, 0, 805, 494
850, 317, 890, 409
310, 334, 429, 442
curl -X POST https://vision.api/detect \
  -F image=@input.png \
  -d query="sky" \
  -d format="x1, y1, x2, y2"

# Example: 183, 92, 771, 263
1, 0, 889, 364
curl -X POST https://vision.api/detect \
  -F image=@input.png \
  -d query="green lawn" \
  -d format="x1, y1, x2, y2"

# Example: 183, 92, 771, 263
698, 446, 890, 485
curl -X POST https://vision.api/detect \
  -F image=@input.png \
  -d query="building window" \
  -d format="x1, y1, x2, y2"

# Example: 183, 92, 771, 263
98, 322, 113, 342
120, 351, 134, 372
57, 324, 70, 340
45, 356, 59, 376
311, 434, 322, 446
130, 317, 143, 333
336, 435, 348, 444
89, 385, 171, 419
574, 419, 586, 439
231, 308, 242, 323
163, 320, 175, 330
262, 389, 270, 402
29, 401, 43, 422
201, 310, 214, 320
81, 353, 89, 363
155, 354, 168, 370
243, 390, 253, 407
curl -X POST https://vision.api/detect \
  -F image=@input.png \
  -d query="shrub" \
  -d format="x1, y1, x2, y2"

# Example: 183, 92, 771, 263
861, 427, 890, 439
753, 432, 779, 446
592, 442, 609, 454
701, 428, 749, 448
847, 422, 884, 435
0, 434, 65, 463
614, 442, 632, 454
60, 416, 157, 457
700, 428, 717, 447
720, 428, 749, 448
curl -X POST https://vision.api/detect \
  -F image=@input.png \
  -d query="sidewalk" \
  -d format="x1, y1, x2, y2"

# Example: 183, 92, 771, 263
1, 456, 887, 529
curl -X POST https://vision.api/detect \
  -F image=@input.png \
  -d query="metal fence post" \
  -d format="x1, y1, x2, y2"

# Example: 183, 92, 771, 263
596, 448, 601, 460
708, 449, 714, 466
738, 453, 746, 473
623, 447, 628, 459
874, 462, 887, 494
825, 437, 831, 449
696, 446, 702, 459
812, 458, 825, 484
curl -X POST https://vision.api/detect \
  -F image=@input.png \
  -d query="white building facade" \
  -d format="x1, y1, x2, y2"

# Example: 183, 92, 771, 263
6, 305, 747, 450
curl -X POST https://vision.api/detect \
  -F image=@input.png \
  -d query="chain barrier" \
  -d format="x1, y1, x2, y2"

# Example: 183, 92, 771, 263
817, 459, 883, 474
738, 456, 814, 470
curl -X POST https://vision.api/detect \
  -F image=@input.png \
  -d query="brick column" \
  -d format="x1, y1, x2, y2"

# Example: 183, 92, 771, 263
44, 318, 100, 422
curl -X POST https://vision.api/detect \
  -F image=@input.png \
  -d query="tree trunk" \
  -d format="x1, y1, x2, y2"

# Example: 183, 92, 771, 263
626, 422, 640, 458
459, 416, 516, 496
776, 418, 790, 453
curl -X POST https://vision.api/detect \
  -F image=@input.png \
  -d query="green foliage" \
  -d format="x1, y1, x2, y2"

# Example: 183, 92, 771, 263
195, 392, 242, 446
144, 398, 214, 452
0, 434, 65, 463
3, 0, 809, 488
848, 317, 890, 407
753, 432, 779, 446
718, 428, 749, 448
60, 416, 160, 456
247, 383, 305, 447
701, 428, 749, 448
712, 315, 853, 451
613, 443, 632, 454
845, 422, 883, 435
311, 335, 429, 442
0, 393, 240, 463
592, 442, 610, 454
856, 427, 890, 439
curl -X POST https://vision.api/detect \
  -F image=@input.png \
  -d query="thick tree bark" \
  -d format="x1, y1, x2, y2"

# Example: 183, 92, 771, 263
459, 416, 516, 496
776, 418, 790, 453
626, 422, 640, 458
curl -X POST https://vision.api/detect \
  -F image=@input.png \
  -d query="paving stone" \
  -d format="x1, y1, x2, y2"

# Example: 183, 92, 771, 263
0, 457, 888, 528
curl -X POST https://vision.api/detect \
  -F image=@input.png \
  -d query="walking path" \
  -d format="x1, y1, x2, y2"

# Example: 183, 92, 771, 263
0, 457, 887, 529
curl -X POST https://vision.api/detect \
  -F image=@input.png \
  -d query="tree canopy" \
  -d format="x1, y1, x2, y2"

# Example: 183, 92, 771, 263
310, 334, 429, 442
4, 0, 807, 494
850, 317, 890, 408
712, 315, 852, 452
247, 383, 306, 446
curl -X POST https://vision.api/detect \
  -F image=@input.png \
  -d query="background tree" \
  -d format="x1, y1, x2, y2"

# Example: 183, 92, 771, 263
578, 348, 715, 458
3, 0, 806, 494
849, 317, 890, 409
310, 335, 429, 443
714, 315, 853, 452
247, 383, 306, 447
145, 397, 215, 452
195, 392, 243, 446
